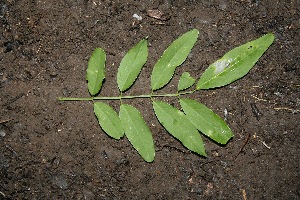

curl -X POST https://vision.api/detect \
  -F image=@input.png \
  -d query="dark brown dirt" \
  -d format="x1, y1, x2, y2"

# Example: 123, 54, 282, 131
1, 0, 299, 199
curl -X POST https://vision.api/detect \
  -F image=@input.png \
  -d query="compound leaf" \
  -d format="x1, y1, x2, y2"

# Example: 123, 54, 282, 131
151, 29, 199, 91
180, 98, 233, 144
119, 104, 155, 162
196, 33, 275, 90
94, 102, 124, 140
117, 39, 148, 92
152, 100, 206, 156
86, 48, 106, 96
178, 72, 195, 91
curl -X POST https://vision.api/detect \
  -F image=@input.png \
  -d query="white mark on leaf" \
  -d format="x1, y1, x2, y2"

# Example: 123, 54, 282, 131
214, 58, 232, 74
206, 130, 213, 137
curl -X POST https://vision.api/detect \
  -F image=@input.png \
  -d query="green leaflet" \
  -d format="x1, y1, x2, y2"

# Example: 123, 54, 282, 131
152, 100, 206, 156
86, 48, 106, 95
151, 29, 199, 91
94, 102, 124, 140
178, 72, 195, 91
196, 33, 275, 90
117, 39, 148, 92
180, 98, 233, 144
119, 104, 155, 162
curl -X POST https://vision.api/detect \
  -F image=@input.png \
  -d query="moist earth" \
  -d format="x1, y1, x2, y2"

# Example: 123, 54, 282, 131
0, 0, 299, 199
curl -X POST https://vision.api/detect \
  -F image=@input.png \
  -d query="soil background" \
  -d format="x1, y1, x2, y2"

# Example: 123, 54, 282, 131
0, 0, 299, 199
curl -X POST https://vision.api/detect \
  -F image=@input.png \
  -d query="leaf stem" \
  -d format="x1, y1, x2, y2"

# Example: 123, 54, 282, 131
58, 90, 196, 101
58, 97, 94, 101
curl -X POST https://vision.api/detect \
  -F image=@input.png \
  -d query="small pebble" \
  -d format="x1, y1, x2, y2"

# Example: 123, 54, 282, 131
0, 130, 6, 137
52, 174, 68, 189
0, 125, 7, 137
133, 13, 142, 21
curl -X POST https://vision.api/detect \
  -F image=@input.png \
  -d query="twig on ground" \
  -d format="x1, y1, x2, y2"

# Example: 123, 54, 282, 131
235, 132, 251, 160
0, 119, 13, 124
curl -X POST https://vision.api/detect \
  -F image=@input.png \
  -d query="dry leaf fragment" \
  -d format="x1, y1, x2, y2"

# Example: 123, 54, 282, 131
147, 9, 171, 21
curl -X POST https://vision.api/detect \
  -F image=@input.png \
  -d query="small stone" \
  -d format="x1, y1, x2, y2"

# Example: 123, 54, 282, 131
133, 13, 142, 21
0, 130, 6, 137
0, 125, 7, 137
52, 174, 68, 189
